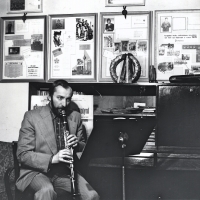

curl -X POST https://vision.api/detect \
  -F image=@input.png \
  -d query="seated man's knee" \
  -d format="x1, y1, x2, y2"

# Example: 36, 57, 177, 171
87, 190, 100, 200
35, 185, 56, 199
91, 191, 100, 200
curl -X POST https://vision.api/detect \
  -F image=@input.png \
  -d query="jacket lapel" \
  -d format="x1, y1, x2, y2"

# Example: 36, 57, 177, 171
39, 106, 57, 154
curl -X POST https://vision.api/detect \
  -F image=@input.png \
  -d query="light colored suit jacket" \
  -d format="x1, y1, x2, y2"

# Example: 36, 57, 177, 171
16, 105, 85, 192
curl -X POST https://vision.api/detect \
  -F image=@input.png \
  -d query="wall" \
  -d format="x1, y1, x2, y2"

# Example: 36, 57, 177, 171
0, 83, 28, 142
0, 0, 199, 142
0, 0, 199, 66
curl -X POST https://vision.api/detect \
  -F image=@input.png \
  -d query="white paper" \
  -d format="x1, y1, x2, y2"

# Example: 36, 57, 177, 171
31, 95, 49, 110
132, 16, 147, 28
115, 29, 147, 40
72, 95, 93, 119
115, 16, 132, 29
25, 0, 42, 11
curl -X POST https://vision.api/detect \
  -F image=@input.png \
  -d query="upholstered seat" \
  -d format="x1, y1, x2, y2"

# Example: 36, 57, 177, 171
4, 141, 73, 200
0, 141, 14, 200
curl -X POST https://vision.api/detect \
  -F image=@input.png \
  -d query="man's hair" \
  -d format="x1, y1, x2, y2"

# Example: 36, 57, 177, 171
49, 79, 72, 96
107, 18, 111, 23
54, 31, 61, 36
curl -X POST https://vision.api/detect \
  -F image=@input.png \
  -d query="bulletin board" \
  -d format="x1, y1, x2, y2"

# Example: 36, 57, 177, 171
49, 13, 97, 82
99, 11, 152, 82
155, 10, 200, 82
0, 16, 46, 81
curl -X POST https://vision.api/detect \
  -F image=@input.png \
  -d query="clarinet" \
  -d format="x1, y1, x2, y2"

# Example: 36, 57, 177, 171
60, 110, 79, 200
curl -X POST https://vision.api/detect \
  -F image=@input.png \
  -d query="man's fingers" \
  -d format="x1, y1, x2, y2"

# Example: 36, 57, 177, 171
60, 157, 73, 164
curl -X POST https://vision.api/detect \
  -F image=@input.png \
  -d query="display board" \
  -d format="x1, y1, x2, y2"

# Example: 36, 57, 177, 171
49, 13, 97, 82
155, 10, 200, 82
99, 11, 152, 82
0, 16, 46, 81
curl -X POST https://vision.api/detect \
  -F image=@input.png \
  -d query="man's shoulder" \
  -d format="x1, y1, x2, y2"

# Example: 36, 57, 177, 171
68, 110, 81, 122
69, 109, 81, 117
25, 105, 50, 117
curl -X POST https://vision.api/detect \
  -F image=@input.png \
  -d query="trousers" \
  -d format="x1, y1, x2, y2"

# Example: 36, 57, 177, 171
27, 172, 100, 200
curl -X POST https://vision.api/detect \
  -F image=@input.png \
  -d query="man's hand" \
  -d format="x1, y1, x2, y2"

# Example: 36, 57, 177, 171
66, 134, 78, 148
52, 149, 73, 164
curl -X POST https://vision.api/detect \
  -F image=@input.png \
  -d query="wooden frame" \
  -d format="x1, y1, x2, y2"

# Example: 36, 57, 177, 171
155, 9, 200, 82
0, 16, 47, 82
48, 13, 97, 82
105, 0, 145, 7
7, 0, 43, 13
99, 11, 152, 82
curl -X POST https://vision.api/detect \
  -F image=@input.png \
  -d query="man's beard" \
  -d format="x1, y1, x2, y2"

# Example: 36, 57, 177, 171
50, 101, 66, 117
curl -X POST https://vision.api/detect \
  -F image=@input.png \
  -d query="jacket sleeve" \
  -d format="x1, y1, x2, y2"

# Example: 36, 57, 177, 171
17, 111, 52, 173
74, 112, 86, 152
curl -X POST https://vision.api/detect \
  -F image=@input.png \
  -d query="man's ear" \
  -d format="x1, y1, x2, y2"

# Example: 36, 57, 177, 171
47, 95, 51, 102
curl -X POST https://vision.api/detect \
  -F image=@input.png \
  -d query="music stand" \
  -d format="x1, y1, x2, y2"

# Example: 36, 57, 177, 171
80, 117, 156, 200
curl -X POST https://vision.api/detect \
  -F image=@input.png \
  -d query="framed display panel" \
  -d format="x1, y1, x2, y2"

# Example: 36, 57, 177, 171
99, 11, 152, 82
49, 13, 97, 82
7, 0, 43, 13
155, 10, 200, 82
0, 16, 46, 82
105, 0, 145, 7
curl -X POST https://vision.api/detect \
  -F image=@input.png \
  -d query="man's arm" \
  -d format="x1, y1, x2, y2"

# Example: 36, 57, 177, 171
75, 112, 86, 152
17, 111, 53, 173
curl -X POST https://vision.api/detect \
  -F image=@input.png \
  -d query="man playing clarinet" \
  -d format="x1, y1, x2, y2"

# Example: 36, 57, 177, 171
16, 79, 99, 200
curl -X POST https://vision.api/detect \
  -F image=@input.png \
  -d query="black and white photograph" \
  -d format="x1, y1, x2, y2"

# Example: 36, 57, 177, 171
10, 0, 25, 11
160, 16, 172, 32
128, 41, 136, 51
52, 18, 65, 29
53, 31, 64, 47
104, 18, 115, 32
1, 2, 200, 200
8, 0, 43, 13
182, 53, 190, 60
114, 42, 121, 53
103, 34, 114, 48
8, 47, 20, 55
31, 34, 43, 51
76, 18, 94, 41
5, 21, 15, 34
121, 40, 129, 51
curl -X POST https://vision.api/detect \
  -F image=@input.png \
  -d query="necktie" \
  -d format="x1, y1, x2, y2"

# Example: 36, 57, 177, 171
55, 117, 69, 150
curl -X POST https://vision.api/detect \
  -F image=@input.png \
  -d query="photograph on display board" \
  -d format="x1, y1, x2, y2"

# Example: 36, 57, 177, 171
31, 34, 43, 52
104, 18, 115, 32
5, 21, 15, 34
52, 19, 65, 29
160, 16, 172, 33
76, 18, 94, 41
